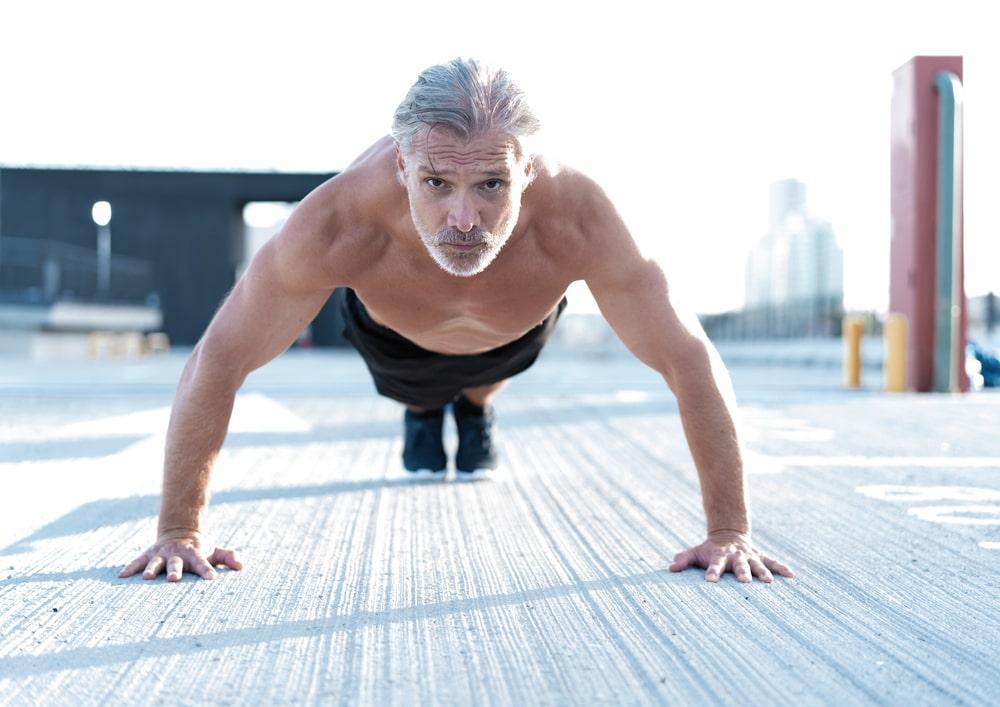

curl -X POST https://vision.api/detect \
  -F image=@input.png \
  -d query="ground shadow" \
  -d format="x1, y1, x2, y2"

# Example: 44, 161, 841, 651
0, 435, 148, 463
222, 396, 682, 450
0, 476, 481, 556
0, 564, 242, 588
1, 565, 135, 587
0, 567, 685, 679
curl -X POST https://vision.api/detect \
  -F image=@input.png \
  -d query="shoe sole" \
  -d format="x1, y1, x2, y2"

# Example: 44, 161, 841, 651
405, 468, 447, 480
455, 468, 492, 481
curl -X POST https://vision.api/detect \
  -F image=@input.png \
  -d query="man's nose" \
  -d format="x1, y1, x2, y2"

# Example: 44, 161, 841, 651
447, 196, 479, 233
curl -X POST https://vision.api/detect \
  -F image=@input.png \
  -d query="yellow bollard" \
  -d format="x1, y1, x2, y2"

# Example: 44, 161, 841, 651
843, 315, 864, 388
884, 313, 907, 392
146, 332, 171, 354
109, 333, 126, 358
86, 332, 102, 359
120, 332, 145, 358
87, 331, 115, 359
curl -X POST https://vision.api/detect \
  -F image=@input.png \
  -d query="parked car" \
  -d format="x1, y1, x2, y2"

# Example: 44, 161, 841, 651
967, 341, 1000, 388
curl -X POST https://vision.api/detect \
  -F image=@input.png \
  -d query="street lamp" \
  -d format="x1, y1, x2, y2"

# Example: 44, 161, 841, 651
92, 200, 112, 298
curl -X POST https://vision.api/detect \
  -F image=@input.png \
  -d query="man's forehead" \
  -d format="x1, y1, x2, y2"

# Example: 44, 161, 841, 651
414, 160, 513, 176
410, 126, 520, 170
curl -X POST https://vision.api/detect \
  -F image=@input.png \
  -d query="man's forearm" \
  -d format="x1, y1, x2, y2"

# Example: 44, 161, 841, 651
665, 342, 750, 535
157, 347, 242, 536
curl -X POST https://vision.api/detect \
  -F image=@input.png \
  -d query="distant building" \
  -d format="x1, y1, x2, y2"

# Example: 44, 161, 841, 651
701, 179, 845, 340
745, 179, 844, 308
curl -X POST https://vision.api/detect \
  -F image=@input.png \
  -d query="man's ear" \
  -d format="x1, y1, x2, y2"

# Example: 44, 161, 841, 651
521, 158, 535, 190
394, 142, 408, 188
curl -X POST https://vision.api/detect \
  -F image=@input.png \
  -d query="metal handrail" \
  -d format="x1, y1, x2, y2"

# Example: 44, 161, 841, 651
0, 236, 156, 305
933, 71, 964, 393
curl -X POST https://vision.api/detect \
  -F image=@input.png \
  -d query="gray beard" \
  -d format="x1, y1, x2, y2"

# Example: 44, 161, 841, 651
410, 207, 517, 278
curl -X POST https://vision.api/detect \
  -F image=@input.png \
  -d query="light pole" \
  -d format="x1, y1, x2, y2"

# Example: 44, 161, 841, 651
92, 200, 112, 299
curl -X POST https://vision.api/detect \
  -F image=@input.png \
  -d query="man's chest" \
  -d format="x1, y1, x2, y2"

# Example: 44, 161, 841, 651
349, 238, 576, 354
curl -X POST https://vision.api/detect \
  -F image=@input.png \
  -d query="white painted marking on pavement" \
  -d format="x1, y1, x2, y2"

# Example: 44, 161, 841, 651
751, 455, 1000, 470
854, 485, 1000, 549
2, 393, 312, 443
855, 485, 1000, 503
769, 429, 837, 441
614, 389, 652, 403
906, 505, 1000, 526
739, 412, 835, 443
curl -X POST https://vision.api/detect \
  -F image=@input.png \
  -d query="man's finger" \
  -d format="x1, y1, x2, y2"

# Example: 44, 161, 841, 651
119, 554, 149, 578
748, 557, 774, 583
669, 550, 694, 572
761, 556, 796, 578
732, 554, 753, 583
166, 556, 184, 582
207, 548, 243, 571
189, 556, 218, 580
704, 555, 727, 582
143, 556, 165, 579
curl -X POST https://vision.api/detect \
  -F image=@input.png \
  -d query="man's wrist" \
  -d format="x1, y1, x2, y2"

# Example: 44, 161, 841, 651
707, 527, 751, 539
157, 526, 202, 539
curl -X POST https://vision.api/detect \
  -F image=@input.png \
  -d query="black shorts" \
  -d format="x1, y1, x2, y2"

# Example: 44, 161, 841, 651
341, 288, 567, 409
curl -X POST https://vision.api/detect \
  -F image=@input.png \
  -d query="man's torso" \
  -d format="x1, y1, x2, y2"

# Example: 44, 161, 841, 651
300, 137, 592, 355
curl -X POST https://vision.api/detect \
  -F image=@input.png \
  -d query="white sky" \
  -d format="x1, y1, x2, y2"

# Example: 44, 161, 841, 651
1, 0, 997, 314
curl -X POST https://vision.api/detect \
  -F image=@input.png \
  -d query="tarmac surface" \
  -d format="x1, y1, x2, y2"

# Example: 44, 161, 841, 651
1, 346, 998, 706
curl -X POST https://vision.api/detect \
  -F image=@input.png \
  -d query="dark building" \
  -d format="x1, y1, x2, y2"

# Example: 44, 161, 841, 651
0, 166, 344, 345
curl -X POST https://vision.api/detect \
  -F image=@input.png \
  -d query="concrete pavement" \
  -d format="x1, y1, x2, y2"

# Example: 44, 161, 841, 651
1, 347, 998, 705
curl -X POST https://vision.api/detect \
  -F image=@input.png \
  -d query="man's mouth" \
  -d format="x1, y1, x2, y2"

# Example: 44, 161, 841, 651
443, 242, 484, 251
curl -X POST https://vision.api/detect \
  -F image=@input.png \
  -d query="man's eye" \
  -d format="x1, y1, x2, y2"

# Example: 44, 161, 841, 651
425, 178, 446, 189
483, 179, 505, 191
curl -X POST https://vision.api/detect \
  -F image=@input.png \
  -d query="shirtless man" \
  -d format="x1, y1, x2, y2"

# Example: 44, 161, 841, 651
119, 58, 796, 586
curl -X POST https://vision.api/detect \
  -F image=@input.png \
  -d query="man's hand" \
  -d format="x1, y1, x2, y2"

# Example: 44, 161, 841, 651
118, 532, 243, 582
669, 530, 795, 583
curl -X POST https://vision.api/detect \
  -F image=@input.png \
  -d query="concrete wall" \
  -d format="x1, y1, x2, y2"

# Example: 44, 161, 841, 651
0, 167, 338, 344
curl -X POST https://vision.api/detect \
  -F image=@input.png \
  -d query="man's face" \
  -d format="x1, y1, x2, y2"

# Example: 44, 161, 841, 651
396, 127, 532, 278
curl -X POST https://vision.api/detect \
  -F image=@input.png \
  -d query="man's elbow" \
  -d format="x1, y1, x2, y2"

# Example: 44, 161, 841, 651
185, 334, 250, 393
659, 337, 714, 392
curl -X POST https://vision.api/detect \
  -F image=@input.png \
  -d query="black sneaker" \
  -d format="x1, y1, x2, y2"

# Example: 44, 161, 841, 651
403, 407, 447, 478
453, 397, 499, 479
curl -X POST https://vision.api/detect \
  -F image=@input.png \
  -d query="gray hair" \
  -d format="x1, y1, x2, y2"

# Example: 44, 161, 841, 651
391, 58, 541, 158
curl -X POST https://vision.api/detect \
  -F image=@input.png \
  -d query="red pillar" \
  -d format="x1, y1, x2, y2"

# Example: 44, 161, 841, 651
890, 56, 966, 392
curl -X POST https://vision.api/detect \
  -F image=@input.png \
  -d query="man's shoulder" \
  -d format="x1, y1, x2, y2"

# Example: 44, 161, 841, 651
531, 157, 601, 201
525, 156, 644, 286
300, 136, 400, 225
528, 159, 622, 252
273, 138, 401, 285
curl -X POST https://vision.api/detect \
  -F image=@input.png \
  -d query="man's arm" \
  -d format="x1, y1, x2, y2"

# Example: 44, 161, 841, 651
119, 194, 342, 582
576, 177, 795, 584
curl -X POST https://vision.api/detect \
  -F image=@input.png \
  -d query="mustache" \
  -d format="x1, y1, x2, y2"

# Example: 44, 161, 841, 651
435, 227, 488, 244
